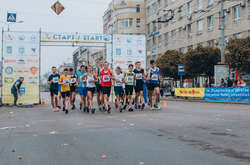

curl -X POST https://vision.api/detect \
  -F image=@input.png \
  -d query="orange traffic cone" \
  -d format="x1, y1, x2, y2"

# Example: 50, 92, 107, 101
41, 98, 46, 105
163, 100, 167, 108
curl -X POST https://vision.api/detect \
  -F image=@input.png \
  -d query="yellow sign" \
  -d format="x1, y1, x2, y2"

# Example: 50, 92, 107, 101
175, 88, 205, 98
41, 32, 111, 43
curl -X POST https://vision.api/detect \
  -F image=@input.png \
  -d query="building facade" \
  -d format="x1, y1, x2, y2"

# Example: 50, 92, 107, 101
146, 0, 250, 64
103, 0, 146, 34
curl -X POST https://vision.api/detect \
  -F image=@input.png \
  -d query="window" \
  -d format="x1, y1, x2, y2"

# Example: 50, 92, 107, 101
147, 23, 150, 34
153, 22, 157, 32
165, 32, 169, 45
179, 48, 185, 53
179, 6, 184, 20
136, 18, 141, 27
158, 17, 162, 29
164, 14, 168, 27
165, 0, 168, 7
233, 5, 241, 21
197, 19, 203, 34
197, 0, 203, 11
152, 3, 157, 14
207, 40, 214, 47
147, 39, 151, 49
158, 0, 161, 8
233, 33, 241, 39
146, 6, 150, 16
118, 18, 133, 29
187, 1, 192, 16
207, 15, 214, 31
158, 35, 162, 47
172, 10, 176, 22
152, 35, 156, 46
188, 23, 193, 38
171, 30, 176, 42
136, 4, 140, 13
208, 0, 214, 7
179, 27, 184, 39
188, 45, 193, 49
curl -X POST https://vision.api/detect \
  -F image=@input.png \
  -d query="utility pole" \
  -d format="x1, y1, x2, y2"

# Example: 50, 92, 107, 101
219, 0, 225, 63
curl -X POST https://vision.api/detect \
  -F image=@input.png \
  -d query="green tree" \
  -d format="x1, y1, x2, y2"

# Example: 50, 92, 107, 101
156, 50, 183, 79
226, 37, 250, 74
183, 46, 220, 78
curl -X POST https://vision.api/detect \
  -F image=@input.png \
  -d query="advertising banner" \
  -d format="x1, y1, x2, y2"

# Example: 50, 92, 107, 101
112, 34, 146, 72
204, 87, 250, 103
214, 65, 229, 87
2, 31, 40, 104
175, 88, 205, 97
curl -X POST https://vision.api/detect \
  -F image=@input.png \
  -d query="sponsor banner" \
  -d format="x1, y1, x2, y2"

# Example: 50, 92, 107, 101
112, 34, 146, 72
175, 88, 205, 97
204, 87, 250, 103
41, 32, 111, 43
214, 65, 229, 87
2, 32, 40, 104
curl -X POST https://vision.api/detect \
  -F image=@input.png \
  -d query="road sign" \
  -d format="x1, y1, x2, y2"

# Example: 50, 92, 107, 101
178, 64, 185, 76
51, 1, 65, 15
7, 13, 16, 22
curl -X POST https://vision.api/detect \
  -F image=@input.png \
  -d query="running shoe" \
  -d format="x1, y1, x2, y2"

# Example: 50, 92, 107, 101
102, 106, 106, 112
57, 106, 61, 109
134, 104, 138, 109
156, 104, 161, 110
107, 106, 111, 114
71, 104, 75, 110
141, 103, 145, 110
128, 107, 134, 112
63, 106, 65, 111
65, 109, 69, 114
119, 107, 123, 113
52, 108, 56, 112
99, 107, 102, 112
123, 104, 127, 110
86, 107, 89, 113
150, 105, 154, 110
91, 109, 95, 114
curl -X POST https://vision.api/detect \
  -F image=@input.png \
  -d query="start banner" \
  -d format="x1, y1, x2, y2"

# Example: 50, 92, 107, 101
2, 31, 40, 104
175, 88, 205, 97
204, 87, 250, 103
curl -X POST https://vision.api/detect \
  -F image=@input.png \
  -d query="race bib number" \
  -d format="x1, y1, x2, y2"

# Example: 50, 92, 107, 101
70, 78, 76, 84
103, 75, 110, 82
127, 76, 134, 83
64, 79, 70, 86
151, 74, 158, 81
136, 73, 142, 80
116, 80, 122, 86
53, 77, 59, 83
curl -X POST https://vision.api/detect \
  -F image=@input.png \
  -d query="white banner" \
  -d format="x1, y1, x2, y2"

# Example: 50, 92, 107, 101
112, 35, 146, 72
2, 32, 40, 104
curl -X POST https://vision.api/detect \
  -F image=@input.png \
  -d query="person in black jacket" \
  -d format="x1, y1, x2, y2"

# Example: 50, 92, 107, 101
11, 77, 24, 106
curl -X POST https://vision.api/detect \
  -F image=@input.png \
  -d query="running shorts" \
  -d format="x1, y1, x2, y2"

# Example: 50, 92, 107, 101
135, 82, 144, 93
102, 86, 111, 97
114, 86, 124, 97
147, 83, 159, 91
96, 84, 102, 93
125, 85, 134, 95
50, 88, 58, 97
87, 87, 95, 94
78, 87, 87, 97
70, 86, 76, 92
61, 91, 70, 98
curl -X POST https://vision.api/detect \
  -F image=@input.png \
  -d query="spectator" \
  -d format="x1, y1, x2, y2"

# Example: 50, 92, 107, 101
11, 77, 24, 106
220, 78, 226, 87
226, 77, 233, 87
237, 77, 246, 87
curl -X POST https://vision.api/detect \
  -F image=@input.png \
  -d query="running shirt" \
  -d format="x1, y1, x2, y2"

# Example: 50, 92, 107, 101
125, 71, 135, 86
77, 72, 87, 88
48, 73, 60, 89
59, 75, 71, 92
101, 69, 112, 87
70, 74, 77, 87
148, 67, 159, 84
114, 73, 124, 87
134, 68, 144, 84
86, 74, 96, 88
11, 80, 22, 92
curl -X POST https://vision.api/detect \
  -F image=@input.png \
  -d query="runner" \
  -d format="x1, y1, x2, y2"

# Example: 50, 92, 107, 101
59, 68, 71, 114
133, 61, 145, 110
95, 59, 104, 112
84, 65, 97, 114
113, 66, 124, 112
77, 65, 87, 112
48, 66, 60, 112
69, 68, 77, 110
100, 61, 113, 114
147, 60, 161, 110
57, 71, 63, 109
124, 64, 135, 112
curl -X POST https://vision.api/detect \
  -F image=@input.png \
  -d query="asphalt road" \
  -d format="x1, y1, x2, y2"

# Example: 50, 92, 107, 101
0, 94, 250, 165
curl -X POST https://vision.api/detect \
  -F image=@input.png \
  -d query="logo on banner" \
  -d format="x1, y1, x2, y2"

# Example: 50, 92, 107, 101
7, 13, 16, 22
5, 34, 14, 41
18, 47, 25, 55
29, 76, 38, 83
30, 66, 38, 75
138, 50, 142, 54
4, 77, 14, 84
20, 87, 25, 95
27, 59, 39, 63
18, 35, 25, 41
5, 66, 13, 75
17, 59, 25, 64
31, 48, 37, 55
4, 59, 16, 63
6, 46, 13, 55
126, 38, 132, 44
30, 35, 37, 42
127, 49, 132, 56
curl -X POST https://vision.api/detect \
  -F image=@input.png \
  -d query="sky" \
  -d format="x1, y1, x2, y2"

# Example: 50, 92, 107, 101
0, 0, 110, 74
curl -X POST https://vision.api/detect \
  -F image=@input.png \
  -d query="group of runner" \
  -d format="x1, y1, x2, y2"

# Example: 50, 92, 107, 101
48, 59, 161, 114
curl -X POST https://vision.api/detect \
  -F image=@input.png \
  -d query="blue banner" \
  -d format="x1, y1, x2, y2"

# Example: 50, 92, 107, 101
204, 87, 250, 103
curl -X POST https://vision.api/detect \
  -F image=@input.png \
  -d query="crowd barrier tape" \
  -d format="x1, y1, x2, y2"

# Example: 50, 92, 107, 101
204, 87, 250, 103
175, 88, 205, 98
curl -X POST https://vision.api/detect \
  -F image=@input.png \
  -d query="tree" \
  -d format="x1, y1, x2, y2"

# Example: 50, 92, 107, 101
183, 45, 220, 78
156, 50, 183, 79
226, 37, 250, 74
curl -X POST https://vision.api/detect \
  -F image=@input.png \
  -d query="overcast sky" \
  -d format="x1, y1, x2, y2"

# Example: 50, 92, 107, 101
0, 0, 110, 74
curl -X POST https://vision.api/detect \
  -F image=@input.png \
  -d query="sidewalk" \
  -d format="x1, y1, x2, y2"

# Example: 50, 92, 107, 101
162, 96, 250, 105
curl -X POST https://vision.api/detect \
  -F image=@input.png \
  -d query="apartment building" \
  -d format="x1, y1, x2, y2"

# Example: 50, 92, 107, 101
103, 0, 146, 34
146, 0, 250, 64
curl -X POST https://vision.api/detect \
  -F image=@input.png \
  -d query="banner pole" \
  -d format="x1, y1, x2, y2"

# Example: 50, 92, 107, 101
1, 28, 4, 105
39, 28, 42, 104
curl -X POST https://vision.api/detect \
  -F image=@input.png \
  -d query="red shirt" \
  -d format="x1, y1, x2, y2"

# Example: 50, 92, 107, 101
101, 69, 112, 87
